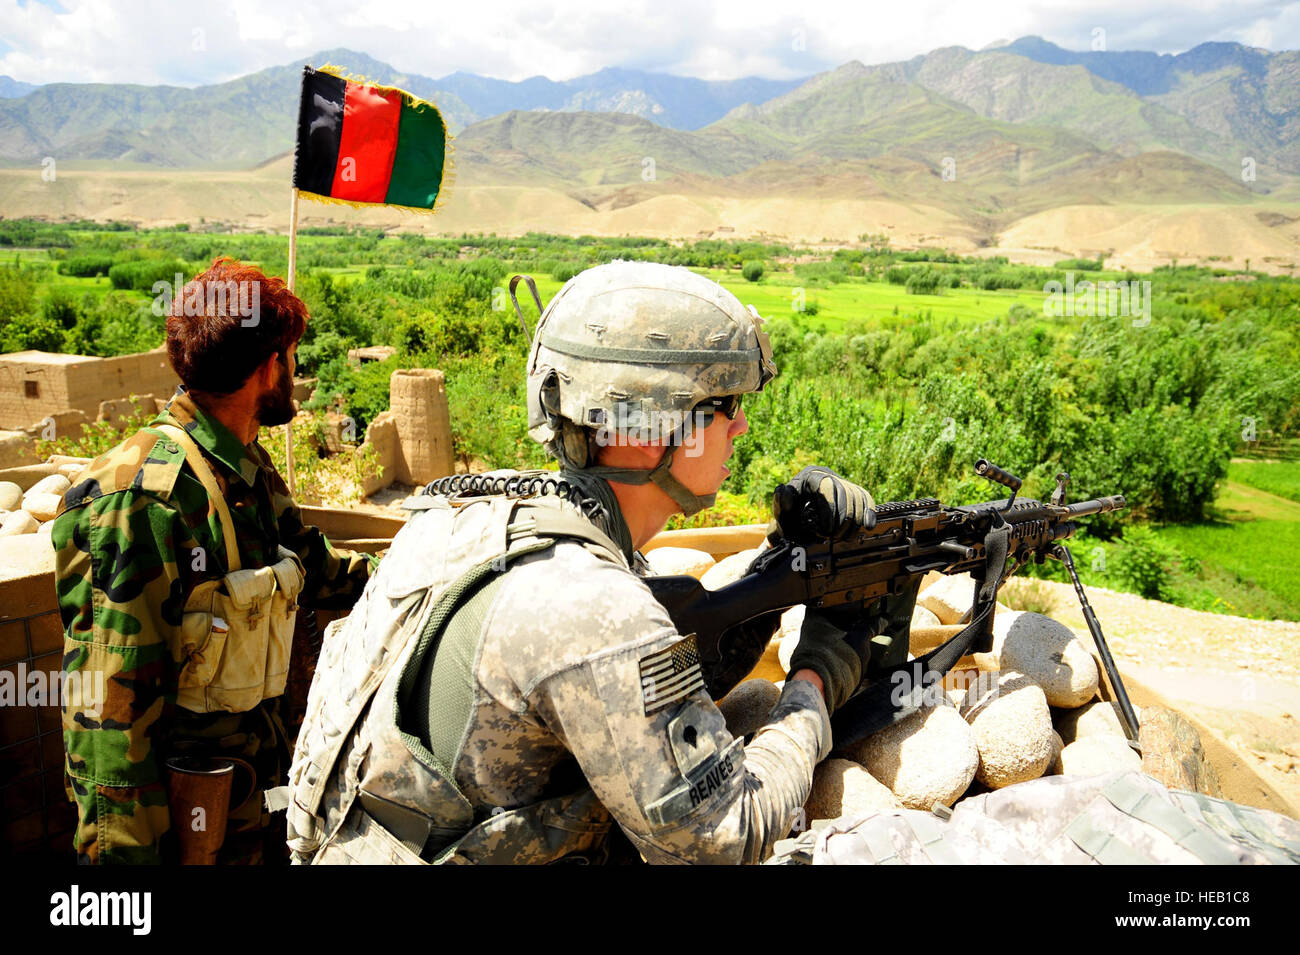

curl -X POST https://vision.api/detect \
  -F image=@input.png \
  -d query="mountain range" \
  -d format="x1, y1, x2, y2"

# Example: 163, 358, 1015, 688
0, 38, 1297, 270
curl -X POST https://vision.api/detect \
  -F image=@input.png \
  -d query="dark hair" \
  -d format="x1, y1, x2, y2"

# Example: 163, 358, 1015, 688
165, 257, 307, 395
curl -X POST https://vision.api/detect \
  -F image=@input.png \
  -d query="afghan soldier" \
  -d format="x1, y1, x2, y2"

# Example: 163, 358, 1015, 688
52, 257, 374, 864
283, 262, 875, 864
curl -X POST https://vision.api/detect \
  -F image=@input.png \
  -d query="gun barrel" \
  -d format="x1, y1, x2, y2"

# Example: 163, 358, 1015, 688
1065, 495, 1127, 518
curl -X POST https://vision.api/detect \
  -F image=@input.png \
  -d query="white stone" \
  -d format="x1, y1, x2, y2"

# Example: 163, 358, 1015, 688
717, 679, 781, 739
0, 510, 39, 538
1058, 735, 1142, 777
700, 547, 763, 591
0, 533, 56, 577
911, 605, 941, 629
26, 474, 71, 497
1047, 730, 1065, 775
0, 481, 21, 511
804, 758, 899, 822
844, 699, 979, 810
777, 605, 806, 672
36, 521, 53, 536
963, 670, 1055, 789
21, 492, 63, 523
1056, 700, 1141, 745
991, 611, 1099, 708
644, 546, 716, 580
917, 573, 977, 625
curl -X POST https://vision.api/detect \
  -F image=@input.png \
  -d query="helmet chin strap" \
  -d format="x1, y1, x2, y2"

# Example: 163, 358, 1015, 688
581, 443, 717, 518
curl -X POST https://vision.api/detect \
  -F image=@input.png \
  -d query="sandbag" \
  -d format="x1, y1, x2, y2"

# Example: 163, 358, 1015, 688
767, 771, 1300, 865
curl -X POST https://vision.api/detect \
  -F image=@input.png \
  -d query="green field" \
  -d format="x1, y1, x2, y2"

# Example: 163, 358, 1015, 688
1155, 481, 1300, 620
1228, 458, 1300, 503
699, 269, 1049, 329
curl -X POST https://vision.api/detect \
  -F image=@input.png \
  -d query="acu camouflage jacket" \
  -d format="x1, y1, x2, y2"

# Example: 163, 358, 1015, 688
51, 388, 373, 864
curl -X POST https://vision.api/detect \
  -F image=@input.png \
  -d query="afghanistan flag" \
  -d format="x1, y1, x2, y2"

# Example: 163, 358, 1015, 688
292, 65, 451, 213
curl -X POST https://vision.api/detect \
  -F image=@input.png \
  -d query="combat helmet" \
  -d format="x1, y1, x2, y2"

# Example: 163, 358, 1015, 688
523, 261, 777, 515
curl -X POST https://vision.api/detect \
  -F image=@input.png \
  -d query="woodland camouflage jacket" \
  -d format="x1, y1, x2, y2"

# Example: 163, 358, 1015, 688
51, 388, 373, 864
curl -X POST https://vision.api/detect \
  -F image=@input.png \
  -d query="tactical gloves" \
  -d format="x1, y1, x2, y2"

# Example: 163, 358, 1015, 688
770, 466, 875, 545
787, 610, 873, 715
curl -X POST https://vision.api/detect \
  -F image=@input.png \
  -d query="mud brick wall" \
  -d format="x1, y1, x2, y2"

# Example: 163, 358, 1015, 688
388, 368, 454, 485
0, 569, 75, 861
0, 349, 178, 430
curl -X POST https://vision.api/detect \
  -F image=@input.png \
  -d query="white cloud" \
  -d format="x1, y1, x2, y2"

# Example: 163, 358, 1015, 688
0, 0, 1295, 86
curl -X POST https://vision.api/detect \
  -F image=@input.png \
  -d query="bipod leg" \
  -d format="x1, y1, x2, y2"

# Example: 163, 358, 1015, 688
1054, 543, 1141, 750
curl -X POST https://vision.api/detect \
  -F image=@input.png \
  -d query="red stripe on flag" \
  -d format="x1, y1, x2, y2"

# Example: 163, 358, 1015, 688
330, 84, 401, 202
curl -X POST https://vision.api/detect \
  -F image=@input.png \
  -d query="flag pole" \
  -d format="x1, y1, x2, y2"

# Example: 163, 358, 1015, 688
285, 186, 300, 495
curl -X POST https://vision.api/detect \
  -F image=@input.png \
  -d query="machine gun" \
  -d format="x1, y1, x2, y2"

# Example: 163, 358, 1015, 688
646, 460, 1138, 750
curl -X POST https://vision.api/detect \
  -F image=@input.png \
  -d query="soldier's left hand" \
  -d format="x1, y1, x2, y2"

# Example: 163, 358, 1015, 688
770, 466, 875, 544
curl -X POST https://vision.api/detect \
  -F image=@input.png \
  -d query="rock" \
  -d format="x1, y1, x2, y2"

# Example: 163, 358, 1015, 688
58, 463, 86, 483
645, 546, 716, 580
991, 611, 1099, 708
0, 534, 55, 577
0, 510, 39, 538
717, 679, 781, 739
700, 548, 762, 591
1056, 700, 1138, 745
28, 472, 74, 498
917, 573, 977, 625
777, 605, 806, 672
36, 521, 53, 536
911, 605, 941, 629
1058, 735, 1142, 777
963, 670, 1055, 789
1138, 705, 1222, 797
0, 481, 21, 511
843, 700, 979, 810
804, 759, 899, 822
1047, 731, 1065, 775
778, 604, 805, 638
21, 492, 63, 523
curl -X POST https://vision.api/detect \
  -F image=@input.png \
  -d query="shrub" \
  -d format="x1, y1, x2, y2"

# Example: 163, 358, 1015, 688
108, 258, 188, 292
905, 266, 942, 295
742, 260, 764, 282
1110, 526, 1178, 601
60, 253, 115, 277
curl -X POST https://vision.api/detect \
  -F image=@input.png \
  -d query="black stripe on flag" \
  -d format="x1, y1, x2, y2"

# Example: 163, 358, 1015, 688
293, 67, 347, 197
639, 634, 704, 715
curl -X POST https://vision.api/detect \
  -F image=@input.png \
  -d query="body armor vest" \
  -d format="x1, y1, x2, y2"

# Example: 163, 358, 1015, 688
281, 492, 627, 864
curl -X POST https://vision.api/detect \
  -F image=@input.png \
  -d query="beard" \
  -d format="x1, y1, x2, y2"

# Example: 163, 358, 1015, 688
256, 360, 296, 428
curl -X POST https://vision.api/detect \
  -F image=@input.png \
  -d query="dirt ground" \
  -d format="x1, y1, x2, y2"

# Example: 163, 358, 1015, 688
1001, 577, 1300, 811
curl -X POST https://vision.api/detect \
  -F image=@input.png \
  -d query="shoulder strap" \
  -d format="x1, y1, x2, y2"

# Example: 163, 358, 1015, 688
507, 502, 626, 567
155, 423, 241, 572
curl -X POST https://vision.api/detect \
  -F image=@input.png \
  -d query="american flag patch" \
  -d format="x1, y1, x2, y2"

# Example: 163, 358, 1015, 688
639, 634, 705, 715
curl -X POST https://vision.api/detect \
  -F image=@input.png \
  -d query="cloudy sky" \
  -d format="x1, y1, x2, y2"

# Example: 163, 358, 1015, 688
1, 0, 1297, 86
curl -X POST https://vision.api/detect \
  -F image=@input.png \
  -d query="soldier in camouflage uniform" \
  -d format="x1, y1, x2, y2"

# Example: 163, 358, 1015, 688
52, 258, 373, 864
284, 262, 875, 864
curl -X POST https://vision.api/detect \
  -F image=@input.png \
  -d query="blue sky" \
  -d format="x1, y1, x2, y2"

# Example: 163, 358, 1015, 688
1, 0, 1297, 86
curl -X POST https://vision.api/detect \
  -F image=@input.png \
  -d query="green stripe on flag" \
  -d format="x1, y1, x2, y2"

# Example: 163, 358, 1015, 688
386, 99, 447, 209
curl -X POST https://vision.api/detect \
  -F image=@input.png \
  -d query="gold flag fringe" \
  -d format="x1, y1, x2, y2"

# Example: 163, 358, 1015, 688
299, 62, 454, 216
